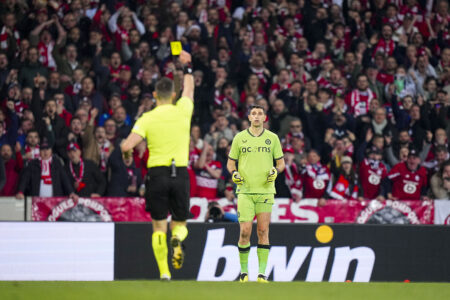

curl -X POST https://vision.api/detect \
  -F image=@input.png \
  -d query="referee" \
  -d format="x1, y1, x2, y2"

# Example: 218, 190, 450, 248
120, 50, 194, 280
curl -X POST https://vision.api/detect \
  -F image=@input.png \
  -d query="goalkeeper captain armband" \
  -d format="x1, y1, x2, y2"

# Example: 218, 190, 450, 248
232, 171, 244, 185
267, 167, 278, 183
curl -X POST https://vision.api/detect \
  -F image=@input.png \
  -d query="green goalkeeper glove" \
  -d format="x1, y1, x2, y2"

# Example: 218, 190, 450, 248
232, 171, 244, 185
267, 167, 278, 183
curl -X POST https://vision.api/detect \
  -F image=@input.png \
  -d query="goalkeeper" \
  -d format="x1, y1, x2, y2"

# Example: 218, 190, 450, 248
226, 105, 285, 283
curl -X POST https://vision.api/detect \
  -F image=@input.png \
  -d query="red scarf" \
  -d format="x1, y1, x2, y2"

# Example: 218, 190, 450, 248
25, 145, 40, 160
109, 65, 121, 82
70, 158, 85, 192
349, 89, 375, 117
284, 163, 303, 198
37, 41, 56, 69
0, 26, 20, 51
373, 38, 395, 57
250, 67, 267, 86
99, 141, 111, 172
306, 163, 328, 180
40, 157, 53, 185
329, 174, 358, 200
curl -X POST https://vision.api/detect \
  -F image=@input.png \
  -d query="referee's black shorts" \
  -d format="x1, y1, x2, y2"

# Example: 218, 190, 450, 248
144, 166, 190, 221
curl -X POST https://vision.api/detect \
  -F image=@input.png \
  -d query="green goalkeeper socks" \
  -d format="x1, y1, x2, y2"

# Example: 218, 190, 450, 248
238, 243, 250, 273
257, 244, 270, 275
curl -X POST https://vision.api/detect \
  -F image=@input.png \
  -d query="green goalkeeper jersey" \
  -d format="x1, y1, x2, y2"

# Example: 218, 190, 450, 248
229, 129, 284, 194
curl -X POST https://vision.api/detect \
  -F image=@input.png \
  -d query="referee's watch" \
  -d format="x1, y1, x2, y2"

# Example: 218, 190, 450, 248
183, 63, 193, 75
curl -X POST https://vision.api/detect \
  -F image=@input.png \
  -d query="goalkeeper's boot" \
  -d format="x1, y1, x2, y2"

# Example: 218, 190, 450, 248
257, 274, 268, 283
239, 273, 248, 282
160, 274, 171, 281
170, 236, 184, 269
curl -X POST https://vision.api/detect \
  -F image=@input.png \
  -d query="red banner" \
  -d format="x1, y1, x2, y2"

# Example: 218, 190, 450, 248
270, 198, 434, 224
32, 197, 151, 222
32, 197, 434, 224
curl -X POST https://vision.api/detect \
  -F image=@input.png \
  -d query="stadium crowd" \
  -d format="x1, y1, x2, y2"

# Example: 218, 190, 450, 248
0, 0, 449, 205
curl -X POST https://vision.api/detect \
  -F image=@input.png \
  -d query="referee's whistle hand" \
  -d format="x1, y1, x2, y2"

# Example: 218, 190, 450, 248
179, 50, 191, 65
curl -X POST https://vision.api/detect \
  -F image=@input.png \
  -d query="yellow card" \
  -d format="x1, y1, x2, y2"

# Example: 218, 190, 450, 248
170, 41, 182, 56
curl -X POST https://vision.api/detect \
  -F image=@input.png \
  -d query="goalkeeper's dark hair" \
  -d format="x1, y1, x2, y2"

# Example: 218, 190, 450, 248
248, 104, 266, 115
155, 77, 174, 100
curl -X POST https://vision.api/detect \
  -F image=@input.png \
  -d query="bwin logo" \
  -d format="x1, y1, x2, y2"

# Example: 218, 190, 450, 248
197, 227, 375, 282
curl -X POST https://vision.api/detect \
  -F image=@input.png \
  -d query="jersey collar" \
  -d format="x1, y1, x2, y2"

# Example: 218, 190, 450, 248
247, 128, 265, 137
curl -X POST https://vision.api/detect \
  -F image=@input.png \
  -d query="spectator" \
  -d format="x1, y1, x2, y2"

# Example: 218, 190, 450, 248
390, 94, 414, 130
269, 99, 296, 138
423, 145, 450, 176
384, 148, 429, 201
191, 124, 204, 150
99, 93, 127, 126
0, 100, 19, 148
359, 146, 388, 200
35, 98, 66, 151
0, 12, 20, 59
283, 146, 303, 202
385, 129, 431, 168
106, 147, 142, 197
108, 6, 146, 51
133, 139, 149, 180
204, 113, 233, 148
215, 137, 230, 174
429, 160, 450, 199
345, 74, 377, 118
326, 138, 350, 177
19, 47, 48, 88
0, 143, 23, 195
65, 142, 106, 197
0, 155, 4, 192
424, 128, 449, 163
407, 104, 429, 150
367, 107, 397, 137
22, 129, 40, 163
302, 149, 330, 200
283, 118, 310, 148
16, 138, 76, 199
72, 76, 104, 115
326, 156, 362, 201
194, 142, 222, 199
112, 106, 132, 139
104, 118, 118, 145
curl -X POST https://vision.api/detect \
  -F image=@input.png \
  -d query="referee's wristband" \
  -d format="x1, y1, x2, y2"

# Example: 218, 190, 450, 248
183, 64, 193, 74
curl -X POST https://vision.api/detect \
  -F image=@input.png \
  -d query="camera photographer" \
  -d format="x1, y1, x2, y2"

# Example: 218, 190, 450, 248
205, 201, 238, 223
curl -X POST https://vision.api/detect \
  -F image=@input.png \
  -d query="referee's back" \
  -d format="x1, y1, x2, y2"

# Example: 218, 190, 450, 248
132, 96, 193, 168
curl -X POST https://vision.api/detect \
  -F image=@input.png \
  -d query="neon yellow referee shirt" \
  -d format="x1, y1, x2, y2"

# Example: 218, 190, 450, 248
131, 96, 193, 168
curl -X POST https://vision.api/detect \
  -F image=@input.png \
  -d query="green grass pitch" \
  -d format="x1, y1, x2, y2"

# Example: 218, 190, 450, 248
1, 281, 449, 300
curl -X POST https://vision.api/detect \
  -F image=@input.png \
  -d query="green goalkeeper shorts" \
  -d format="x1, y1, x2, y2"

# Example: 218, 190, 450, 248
237, 194, 274, 223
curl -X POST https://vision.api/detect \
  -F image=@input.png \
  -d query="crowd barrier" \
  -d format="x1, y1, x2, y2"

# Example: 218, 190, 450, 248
0, 222, 448, 281
1, 196, 450, 224
28, 197, 450, 224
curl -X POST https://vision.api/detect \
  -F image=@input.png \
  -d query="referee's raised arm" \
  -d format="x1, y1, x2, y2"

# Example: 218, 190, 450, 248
179, 50, 194, 101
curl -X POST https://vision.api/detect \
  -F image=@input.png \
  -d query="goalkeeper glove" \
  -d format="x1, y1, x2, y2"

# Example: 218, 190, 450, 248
232, 171, 244, 185
267, 167, 278, 183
